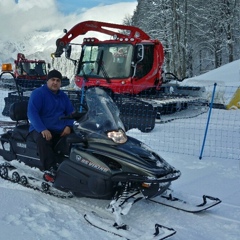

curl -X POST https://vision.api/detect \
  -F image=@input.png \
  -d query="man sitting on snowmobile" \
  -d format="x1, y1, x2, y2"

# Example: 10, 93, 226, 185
27, 69, 74, 182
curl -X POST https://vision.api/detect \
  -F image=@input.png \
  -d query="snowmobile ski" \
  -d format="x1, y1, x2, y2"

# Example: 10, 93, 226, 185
84, 211, 176, 240
149, 190, 221, 213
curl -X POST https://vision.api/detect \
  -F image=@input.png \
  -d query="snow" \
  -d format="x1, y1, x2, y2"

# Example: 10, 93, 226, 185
181, 59, 240, 87
180, 59, 240, 105
1, 136, 240, 240
0, 62, 240, 239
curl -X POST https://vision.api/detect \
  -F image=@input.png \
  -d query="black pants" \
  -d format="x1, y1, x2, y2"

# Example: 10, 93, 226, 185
30, 130, 64, 171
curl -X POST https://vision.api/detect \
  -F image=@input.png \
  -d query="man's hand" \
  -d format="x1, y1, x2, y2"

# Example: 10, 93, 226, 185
61, 126, 71, 137
41, 129, 52, 141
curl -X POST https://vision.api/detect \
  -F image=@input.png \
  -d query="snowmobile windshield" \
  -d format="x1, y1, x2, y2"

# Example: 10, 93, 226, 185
77, 44, 133, 79
75, 87, 126, 143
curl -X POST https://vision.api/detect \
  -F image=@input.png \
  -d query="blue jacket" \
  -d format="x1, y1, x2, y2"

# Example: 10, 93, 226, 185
28, 84, 74, 133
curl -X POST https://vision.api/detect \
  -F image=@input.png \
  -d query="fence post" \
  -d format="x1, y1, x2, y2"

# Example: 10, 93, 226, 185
199, 83, 217, 160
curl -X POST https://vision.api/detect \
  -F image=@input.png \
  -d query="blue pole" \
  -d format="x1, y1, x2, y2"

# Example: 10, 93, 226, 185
199, 83, 217, 160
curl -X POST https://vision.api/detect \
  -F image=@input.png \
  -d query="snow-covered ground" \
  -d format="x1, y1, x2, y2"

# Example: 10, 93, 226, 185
0, 61, 240, 239
0, 128, 239, 240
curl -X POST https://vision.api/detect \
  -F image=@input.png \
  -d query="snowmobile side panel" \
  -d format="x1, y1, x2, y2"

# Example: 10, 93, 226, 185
53, 160, 114, 199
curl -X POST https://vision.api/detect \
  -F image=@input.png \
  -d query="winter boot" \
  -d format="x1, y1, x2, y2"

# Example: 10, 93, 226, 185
43, 166, 57, 183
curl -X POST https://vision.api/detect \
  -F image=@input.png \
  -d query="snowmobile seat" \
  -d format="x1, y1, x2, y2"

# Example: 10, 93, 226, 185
9, 101, 29, 141
9, 101, 28, 123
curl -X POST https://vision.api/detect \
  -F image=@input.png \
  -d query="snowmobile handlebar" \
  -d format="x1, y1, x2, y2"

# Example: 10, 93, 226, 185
59, 111, 86, 121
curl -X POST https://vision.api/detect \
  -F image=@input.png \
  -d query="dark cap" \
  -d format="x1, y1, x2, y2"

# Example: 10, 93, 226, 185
47, 69, 62, 81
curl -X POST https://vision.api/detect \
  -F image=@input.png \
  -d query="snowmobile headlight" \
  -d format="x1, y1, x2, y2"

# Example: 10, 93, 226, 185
107, 130, 127, 144
142, 182, 151, 188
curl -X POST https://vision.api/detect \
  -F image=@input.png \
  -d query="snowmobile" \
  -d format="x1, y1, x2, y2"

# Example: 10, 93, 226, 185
0, 88, 180, 215
0, 87, 222, 238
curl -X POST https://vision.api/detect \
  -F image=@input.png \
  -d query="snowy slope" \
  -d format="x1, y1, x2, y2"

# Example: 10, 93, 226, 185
180, 59, 240, 105
181, 59, 240, 87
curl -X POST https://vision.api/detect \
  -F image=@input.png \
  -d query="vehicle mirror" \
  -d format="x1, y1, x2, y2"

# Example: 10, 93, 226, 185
64, 44, 77, 66
136, 44, 144, 62
132, 44, 144, 78
65, 44, 72, 59
97, 50, 104, 74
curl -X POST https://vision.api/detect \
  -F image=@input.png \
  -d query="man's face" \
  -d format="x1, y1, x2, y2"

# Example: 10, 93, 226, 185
47, 77, 61, 93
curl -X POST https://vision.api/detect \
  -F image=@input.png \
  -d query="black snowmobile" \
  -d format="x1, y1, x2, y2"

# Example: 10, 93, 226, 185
0, 86, 180, 194
0, 87, 222, 238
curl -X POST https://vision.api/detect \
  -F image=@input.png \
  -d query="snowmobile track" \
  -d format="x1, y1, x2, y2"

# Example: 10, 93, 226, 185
0, 162, 73, 199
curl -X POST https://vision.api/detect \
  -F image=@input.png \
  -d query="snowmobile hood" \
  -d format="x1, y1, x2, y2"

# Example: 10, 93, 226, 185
71, 87, 179, 179
86, 137, 178, 179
